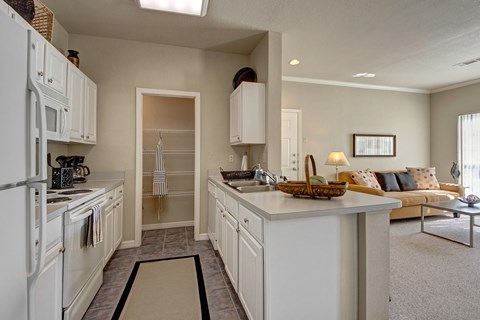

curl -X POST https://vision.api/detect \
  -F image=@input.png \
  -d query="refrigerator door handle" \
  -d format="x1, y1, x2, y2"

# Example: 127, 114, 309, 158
27, 30, 47, 182
27, 183, 47, 281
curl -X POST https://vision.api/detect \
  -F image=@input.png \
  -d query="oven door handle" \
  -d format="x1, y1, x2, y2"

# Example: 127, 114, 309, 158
70, 210, 93, 224
68, 199, 108, 224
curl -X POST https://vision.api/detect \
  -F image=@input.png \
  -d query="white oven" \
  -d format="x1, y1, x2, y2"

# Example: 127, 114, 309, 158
35, 95, 71, 142
63, 193, 106, 320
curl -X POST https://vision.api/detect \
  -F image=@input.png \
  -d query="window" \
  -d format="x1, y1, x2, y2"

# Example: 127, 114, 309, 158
458, 113, 480, 194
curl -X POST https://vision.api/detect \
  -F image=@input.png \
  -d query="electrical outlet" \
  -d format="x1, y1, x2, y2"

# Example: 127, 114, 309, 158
228, 155, 234, 162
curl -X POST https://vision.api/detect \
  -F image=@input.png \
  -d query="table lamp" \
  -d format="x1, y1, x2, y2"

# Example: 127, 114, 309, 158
324, 151, 350, 181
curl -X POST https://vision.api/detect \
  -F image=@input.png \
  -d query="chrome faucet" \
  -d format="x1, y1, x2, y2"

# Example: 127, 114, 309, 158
262, 170, 279, 185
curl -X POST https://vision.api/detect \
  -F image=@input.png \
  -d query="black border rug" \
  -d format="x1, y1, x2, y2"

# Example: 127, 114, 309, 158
112, 255, 210, 320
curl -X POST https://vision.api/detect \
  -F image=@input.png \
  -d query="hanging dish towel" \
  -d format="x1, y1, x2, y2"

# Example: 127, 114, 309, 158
153, 138, 168, 209
85, 205, 102, 247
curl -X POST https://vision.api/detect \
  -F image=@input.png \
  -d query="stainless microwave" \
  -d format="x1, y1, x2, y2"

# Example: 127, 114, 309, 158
36, 95, 71, 142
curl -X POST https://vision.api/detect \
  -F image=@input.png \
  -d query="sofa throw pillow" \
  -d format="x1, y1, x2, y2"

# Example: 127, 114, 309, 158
406, 167, 440, 190
351, 170, 382, 189
375, 172, 401, 192
394, 172, 417, 191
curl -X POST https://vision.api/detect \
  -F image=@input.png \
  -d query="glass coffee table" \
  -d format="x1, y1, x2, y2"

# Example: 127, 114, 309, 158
421, 200, 480, 248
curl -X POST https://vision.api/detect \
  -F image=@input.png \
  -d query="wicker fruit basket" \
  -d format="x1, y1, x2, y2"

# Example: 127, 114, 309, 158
277, 154, 348, 199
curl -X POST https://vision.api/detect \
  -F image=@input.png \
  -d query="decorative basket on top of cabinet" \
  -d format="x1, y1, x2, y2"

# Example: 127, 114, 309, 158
277, 154, 348, 199
30, 0, 54, 42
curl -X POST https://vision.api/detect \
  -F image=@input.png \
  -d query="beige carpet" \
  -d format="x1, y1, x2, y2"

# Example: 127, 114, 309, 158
390, 215, 480, 320
113, 255, 209, 320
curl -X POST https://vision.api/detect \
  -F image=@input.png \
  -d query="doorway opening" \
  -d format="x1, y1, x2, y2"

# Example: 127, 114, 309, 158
281, 109, 302, 180
135, 88, 201, 247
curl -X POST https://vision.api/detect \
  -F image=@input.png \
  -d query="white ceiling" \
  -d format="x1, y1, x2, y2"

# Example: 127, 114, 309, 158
44, 0, 480, 91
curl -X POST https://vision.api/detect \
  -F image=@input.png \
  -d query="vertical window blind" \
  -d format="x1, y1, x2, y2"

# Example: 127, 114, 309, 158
458, 113, 480, 194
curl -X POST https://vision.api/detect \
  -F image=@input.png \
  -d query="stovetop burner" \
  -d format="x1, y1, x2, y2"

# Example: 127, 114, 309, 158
58, 189, 92, 195
47, 197, 72, 204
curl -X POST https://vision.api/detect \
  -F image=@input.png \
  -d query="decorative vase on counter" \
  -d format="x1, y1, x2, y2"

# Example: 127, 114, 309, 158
67, 50, 80, 68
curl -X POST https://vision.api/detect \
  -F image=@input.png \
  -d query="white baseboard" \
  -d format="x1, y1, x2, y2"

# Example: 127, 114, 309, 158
118, 240, 137, 249
197, 233, 209, 241
142, 220, 194, 231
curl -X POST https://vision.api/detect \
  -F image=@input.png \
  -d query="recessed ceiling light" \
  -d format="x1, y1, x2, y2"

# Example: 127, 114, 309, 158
353, 73, 375, 78
289, 59, 300, 66
136, 0, 209, 16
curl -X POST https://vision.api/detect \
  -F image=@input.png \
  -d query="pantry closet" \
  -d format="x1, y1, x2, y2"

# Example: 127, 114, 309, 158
142, 95, 195, 229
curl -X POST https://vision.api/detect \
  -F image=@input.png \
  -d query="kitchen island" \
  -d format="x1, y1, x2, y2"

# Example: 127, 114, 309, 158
209, 176, 401, 320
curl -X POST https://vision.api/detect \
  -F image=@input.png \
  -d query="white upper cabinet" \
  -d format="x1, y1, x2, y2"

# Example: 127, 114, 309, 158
68, 65, 85, 141
44, 45, 68, 96
68, 64, 97, 144
84, 78, 97, 143
230, 82, 265, 145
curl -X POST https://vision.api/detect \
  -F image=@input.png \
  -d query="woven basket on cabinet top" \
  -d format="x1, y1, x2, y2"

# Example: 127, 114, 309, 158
30, 0, 54, 42
277, 154, 348, 199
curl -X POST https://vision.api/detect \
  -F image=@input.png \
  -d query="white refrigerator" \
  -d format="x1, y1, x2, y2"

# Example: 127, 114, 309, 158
0, 7, 48, 320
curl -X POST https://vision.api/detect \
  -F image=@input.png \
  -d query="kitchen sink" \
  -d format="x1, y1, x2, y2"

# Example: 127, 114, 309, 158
236, 184, 277, 193
224, 180, 277, 193
226, 180, 263, 187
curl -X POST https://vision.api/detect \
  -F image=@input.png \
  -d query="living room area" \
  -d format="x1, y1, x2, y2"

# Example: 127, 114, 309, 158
282, 78, 480, 319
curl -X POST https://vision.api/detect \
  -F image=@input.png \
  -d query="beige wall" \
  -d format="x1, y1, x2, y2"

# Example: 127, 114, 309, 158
67, 34, 251, 241
51, 19, 69, 56
282, 81, 431, 180
249, 31, 282, 171
430, 82, 480, 182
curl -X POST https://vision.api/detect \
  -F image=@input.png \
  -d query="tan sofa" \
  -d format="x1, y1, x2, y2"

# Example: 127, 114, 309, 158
338, 171, 465, 220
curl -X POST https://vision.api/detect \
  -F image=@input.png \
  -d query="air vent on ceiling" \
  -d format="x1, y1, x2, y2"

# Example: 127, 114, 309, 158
454, 57, 480, 67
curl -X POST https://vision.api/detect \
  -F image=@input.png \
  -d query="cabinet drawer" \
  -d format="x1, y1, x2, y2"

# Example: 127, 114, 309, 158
215, 187, 225, 205
225, 194, 238, 218
114, 185, 124, 199
105, 190, 115, 204
239, 204, 263, 242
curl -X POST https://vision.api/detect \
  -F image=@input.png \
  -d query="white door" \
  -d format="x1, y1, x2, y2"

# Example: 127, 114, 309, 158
281, 110, 300, 180
84, 78, 97, 143
68, 65, 85, 142
215, 201, 225, 259
114, 197, 124, 249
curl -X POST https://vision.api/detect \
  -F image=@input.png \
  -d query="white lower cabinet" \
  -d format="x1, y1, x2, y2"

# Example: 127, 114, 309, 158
103, 202, 114, 265
103, 184, 124, 266
209, 181, 264, 320
238, 225, 264, 320
113, 196, 123, 249
215, 200, 226, 259
33, 242, 63, 320
224, 211, 239, 291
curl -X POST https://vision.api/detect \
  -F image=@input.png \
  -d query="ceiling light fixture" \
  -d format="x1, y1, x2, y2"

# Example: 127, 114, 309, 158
453, 57, 480, 67
136, 0, 209, 16
352, 73, 375, 78
289, 59, 300, 66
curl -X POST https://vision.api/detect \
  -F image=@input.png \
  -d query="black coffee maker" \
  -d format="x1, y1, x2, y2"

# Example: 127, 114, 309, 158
71, 156, 90, 183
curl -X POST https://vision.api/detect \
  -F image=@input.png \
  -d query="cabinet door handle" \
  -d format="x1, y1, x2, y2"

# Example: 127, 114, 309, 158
109, 196, 113, 200
59, 246, 65, 253
37, 71, 43, 77
86, 135, 90, 139
236, 228, 240, 233
244, 218, 249, 223
48, 78, 53, 83
222, 213, 225, 218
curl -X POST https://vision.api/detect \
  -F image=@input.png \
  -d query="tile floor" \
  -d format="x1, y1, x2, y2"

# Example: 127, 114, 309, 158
82, 227, 248, 320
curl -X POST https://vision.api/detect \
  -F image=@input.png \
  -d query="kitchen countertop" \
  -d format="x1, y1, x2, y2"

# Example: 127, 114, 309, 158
210, 176, 402, 220
42, 172, 125, 222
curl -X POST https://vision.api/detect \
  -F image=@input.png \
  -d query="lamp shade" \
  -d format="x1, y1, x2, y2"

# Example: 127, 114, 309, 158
324, 152, 350, 167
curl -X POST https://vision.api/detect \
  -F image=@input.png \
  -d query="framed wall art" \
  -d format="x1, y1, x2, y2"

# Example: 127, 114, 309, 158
353, 134, 396, 157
